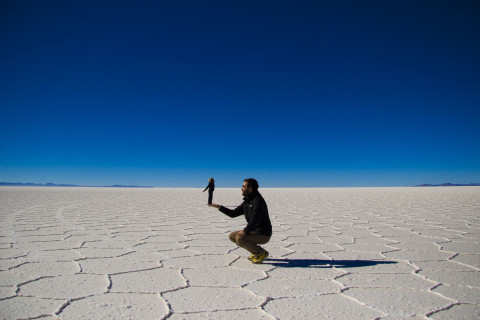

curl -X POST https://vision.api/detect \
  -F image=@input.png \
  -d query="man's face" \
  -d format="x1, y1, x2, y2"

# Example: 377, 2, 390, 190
241, 182, 252, 196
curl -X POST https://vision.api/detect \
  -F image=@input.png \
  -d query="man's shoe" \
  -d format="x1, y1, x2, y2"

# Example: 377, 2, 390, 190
252, 250, 269, 264
248, 254, 255, 261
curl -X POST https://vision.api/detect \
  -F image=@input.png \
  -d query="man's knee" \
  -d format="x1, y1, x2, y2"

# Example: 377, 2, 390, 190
229, 231, 239, 243
235, 233, 247, 245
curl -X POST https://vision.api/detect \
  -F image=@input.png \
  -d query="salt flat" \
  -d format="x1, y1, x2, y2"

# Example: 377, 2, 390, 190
0, 186, 479, 319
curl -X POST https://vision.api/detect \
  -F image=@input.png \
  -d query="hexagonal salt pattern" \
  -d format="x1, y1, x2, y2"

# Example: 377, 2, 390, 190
163, 287, 264, 313
264, 294, 385, 319
0, 296, 60, 320
18, 274, 109, 299
59, 293, 169, 319
0, 186, 479, 319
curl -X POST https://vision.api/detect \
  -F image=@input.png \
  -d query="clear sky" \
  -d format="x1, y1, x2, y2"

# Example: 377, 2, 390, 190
1, 0, 479, 187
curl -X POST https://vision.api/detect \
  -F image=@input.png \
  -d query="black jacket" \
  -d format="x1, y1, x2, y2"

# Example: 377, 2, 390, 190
204, 181, 214, 192
219, 190, 272, 236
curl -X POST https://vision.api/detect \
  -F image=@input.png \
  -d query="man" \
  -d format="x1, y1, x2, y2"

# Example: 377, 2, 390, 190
203, 177, 215, 204
209, 178, 272, 264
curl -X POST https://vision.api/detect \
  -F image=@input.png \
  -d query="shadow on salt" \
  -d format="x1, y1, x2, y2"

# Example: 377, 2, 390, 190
265, 258, 397, 268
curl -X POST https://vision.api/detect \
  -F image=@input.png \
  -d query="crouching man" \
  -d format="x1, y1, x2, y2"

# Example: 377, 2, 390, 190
209, 178, 272, 264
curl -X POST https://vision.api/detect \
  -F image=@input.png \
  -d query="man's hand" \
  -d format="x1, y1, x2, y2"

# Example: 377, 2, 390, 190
237, 230, 245, 235
208, 203, 221, 209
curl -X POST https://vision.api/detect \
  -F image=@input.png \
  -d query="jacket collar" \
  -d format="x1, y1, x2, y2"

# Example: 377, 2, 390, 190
243, 190, 259, 201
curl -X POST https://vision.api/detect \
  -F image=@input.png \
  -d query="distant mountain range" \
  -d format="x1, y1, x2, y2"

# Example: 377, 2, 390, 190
0, 182, 153, 188
415, 183, 480, 187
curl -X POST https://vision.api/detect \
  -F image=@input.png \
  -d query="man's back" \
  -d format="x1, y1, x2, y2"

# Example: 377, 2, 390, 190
242, 191, 272, 236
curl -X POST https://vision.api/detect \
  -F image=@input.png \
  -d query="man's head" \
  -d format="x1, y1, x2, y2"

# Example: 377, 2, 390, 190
242, 178, 259, 196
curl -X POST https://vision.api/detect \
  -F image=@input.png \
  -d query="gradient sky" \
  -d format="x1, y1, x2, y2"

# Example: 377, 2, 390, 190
1, 0, 479, 187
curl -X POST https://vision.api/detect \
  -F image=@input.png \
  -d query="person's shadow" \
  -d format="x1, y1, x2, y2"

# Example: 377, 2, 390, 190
265, 258, 397, 268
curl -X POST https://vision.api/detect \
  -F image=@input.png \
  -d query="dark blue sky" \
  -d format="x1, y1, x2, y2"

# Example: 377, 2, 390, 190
1, 0, 479, 187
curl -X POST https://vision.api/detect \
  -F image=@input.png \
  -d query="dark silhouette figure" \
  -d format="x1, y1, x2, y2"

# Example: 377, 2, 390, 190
203, 178, 215, 204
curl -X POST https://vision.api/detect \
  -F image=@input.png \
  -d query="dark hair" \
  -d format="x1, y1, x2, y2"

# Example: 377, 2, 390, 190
244, 178, 259, 191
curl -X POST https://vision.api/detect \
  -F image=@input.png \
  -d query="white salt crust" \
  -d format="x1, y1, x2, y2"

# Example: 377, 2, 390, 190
0, 187, 479, 319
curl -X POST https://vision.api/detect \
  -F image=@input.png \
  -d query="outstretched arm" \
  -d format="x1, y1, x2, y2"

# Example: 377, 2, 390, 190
209, 203, 243, 218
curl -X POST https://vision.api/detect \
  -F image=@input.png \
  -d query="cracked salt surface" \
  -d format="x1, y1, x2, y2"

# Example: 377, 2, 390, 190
0, 187, 479, 319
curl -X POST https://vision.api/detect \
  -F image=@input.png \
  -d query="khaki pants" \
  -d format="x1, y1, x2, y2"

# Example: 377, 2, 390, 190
229, 230, 271, 255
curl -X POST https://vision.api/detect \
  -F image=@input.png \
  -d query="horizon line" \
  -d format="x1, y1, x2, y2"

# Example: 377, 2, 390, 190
1, 181, 480, 189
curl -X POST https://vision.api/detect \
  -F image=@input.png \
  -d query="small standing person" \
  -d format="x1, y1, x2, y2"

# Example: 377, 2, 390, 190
203, 178, 215, 205
209, 178, 272, 264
